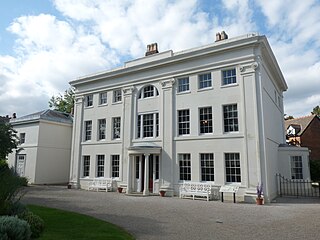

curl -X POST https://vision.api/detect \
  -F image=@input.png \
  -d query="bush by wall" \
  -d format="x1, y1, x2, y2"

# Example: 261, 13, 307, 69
0, 215, 31, 240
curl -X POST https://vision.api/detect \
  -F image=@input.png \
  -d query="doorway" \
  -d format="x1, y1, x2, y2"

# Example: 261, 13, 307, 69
16, 154, 26, 177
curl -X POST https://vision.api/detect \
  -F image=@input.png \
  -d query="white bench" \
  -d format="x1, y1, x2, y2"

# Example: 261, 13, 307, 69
88, 178, 113, 192
179, 181, 218, 201
219, 185, 239, 203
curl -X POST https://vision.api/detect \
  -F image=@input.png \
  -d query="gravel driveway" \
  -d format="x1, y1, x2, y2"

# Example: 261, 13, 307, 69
22, 185, 320, 240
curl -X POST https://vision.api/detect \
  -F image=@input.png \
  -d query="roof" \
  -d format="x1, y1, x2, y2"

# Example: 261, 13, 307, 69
10, 109, 73, 125
70, 33, 287, 92
285, 115, 318, 136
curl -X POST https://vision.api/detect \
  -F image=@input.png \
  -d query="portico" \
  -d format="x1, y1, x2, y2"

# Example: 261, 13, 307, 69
127, 145, 161, 195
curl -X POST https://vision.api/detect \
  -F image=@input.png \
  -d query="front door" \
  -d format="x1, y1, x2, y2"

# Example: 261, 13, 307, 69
16, 154, 26, 177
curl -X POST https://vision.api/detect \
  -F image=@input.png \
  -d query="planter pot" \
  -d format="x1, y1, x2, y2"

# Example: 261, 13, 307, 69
67, 184, 72, 189
159, 191, 166, 197
256, 198, 263, 205
117, 187, 123, 193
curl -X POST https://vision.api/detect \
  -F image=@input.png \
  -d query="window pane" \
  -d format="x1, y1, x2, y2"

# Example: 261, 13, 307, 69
178, 77, 190, 92
222, 69, 237, 85
112, 117, 121, 139
199, 107, 213, 133
225, 153, 241, 183
85, 120, 92, 141
112, 155, 120, 178
83, 156, 90, 177
199, 73, 212, 89
291, 156, 303, 179
97, 155, 105, 177
99, 92, 107, 105
179, 154, 191, 181
178, 109, 190, 135
201, 153, 214, 181
223, 104, 238, 132
113, 90, 122, 102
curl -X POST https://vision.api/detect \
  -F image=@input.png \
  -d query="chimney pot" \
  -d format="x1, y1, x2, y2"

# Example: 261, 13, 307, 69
145, 43, 159, 56
13, 113, 16, 118
215, 32, 221, 42
220, 31, 228, 40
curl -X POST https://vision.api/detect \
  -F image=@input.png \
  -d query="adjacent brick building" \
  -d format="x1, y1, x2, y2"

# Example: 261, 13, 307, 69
285, 115, 320, 161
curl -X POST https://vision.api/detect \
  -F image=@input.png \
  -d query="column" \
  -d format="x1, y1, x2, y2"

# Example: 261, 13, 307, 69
143, 154, 150, 195
126, 155, 132, 194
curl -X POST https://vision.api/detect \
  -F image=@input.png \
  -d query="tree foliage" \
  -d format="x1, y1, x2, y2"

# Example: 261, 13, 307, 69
311, 105, 320, 116
0, 123, 18, 160
49, 88, 75, 114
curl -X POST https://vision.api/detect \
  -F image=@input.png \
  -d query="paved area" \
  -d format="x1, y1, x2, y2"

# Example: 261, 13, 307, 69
23, 185, 320, 240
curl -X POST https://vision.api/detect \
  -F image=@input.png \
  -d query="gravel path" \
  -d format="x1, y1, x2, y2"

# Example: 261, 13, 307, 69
22, 185, 320, 240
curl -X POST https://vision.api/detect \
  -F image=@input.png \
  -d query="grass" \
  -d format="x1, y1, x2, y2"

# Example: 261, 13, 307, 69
27, 205, 135, 240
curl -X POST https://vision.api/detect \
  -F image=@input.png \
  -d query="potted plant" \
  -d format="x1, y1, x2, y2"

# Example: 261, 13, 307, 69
256, 183, 263, 205
117, 187, 123, 193
159, 190, 166, 197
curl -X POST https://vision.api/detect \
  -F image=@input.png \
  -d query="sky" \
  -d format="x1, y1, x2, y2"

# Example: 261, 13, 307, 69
0, 0, 319, 118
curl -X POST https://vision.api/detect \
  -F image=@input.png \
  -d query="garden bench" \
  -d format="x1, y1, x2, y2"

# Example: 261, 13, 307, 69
88, 178, 113, 192
179, 181, 219, 201
219, 185, 239, 203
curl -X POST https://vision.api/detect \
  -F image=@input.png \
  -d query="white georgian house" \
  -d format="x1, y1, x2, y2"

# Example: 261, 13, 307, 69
69, 33, 310, 203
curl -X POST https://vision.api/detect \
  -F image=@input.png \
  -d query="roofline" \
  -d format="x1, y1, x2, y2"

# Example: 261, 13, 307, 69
70, 33, 284, 87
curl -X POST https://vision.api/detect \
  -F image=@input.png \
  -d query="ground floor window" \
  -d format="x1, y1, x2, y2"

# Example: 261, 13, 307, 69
112, 155, 120, 178
225, 153, 241, 182
291, 156, 303, 179
83, 156, 90, 177
179, 154, 191, 181
96, 155, 105, 177
200, 153, 214, 181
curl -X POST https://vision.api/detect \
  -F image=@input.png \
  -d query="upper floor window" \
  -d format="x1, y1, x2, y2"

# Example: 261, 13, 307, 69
113, 89, 122, 103
198, 73, 212, 89
291, 156, 303, 179
84, 120, 92, 141
85, 94, 93, 107
96, 155, 105, 177
19, 133, 26, 144
225, 153, 241, 183
179, 153, 191, 181
178, 77, 189, 93
223, 104, 239, 132
99, 92, 107, 105
222, 68, 236, 85
137, 113, 159, 138
199, 107, 213, 134
112, 117, 121, 139
83, 155, 90, 177
138, 85, 159, 99
178, 109, 190, 135
201, 153, 214, 181
98, 119, 106, 140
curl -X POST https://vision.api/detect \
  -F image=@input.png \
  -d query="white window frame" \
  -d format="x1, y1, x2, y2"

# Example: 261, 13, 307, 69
111, 155, 120, 178
138, 85, 159, 99
137, 112, 159, 138
178, 109, 190, 135
96, 155, 105, 177
222, 68, 237, 85
225, 153, 241, 183
199, 107, 213, 134
83, 155, 90, 177
19, 133, 26, 144
98, 119, 106, 140
178, 153, 191, 181
84, 120, 92, 141
112, 117, 121, 139
291, 156, 303, 179
200, 153, 214, 182
85, 94, 93, 107
223, 104, 239, 133
113, 89, 122, 103
99, 92, 108, 105
177, 77, 190, 93
198, 73, 212, 89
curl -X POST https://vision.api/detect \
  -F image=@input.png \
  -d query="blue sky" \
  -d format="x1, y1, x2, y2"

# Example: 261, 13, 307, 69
0, 0, 320, 117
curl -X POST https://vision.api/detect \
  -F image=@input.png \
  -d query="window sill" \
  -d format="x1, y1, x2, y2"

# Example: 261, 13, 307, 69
221, 83, 239, 88
98, 103, 108, 107
112, 101, 122, 105
84, 106, 94, 109
176, 90, 191, 95
197, 87, 213, 92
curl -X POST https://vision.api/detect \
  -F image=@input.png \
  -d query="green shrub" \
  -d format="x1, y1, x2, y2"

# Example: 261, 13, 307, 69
0, 160, 8, 171
8, 202, 27, 216
0, 215, 31, 240
19, 211, 45, 238
0, 167, 25, 215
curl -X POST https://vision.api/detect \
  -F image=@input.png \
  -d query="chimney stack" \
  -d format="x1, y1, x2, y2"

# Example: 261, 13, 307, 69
145, 43, 159, 56
12, 113, 16, 119
215, 31, 228, 42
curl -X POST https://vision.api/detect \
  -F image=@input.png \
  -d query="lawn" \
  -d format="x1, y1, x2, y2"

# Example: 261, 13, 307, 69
27, 205, 135, 240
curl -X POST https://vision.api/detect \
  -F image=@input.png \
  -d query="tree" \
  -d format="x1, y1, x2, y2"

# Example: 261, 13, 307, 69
0, 123, 18, 160
311, 105, 320, 116
49, 88, 75, 114
284, 114, 294, 120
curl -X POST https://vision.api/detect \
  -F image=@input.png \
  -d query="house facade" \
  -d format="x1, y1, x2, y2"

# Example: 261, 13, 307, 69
69, 33, 310, 202
7, 110, 73, 184
285, 115, 320, 161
